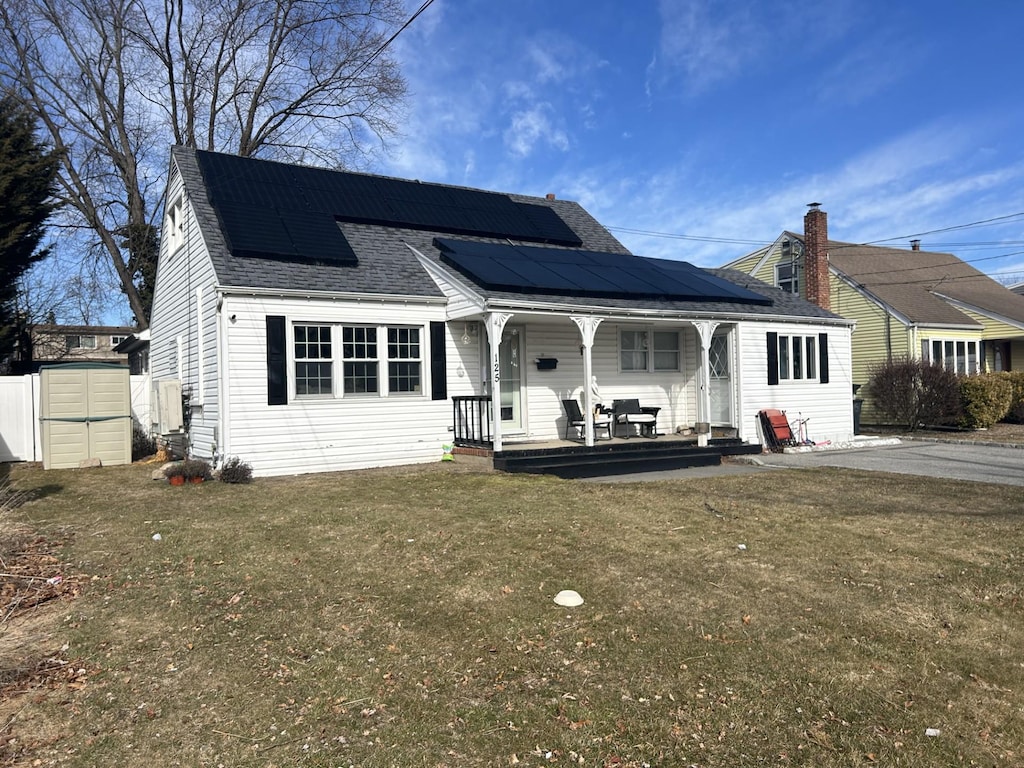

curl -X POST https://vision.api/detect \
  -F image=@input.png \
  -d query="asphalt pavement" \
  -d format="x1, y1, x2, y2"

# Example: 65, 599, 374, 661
587, 439, 1024, 486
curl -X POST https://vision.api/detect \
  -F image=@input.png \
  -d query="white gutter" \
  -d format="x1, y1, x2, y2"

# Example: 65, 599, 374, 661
482, 298, 856, 327
214, 285, 448, 305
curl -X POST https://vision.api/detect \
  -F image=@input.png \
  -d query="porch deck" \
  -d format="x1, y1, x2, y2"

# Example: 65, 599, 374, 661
458, 431, 763, 479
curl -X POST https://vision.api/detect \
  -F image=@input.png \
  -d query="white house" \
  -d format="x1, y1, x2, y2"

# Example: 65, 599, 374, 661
149, 148, 855, 477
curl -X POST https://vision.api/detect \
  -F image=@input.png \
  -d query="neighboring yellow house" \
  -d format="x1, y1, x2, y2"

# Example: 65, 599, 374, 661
724, 205, 1024, 424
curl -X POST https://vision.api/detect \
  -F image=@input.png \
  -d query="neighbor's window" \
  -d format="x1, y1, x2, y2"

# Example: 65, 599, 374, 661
342, 325, 378, 394
111, 335, 128, 346
294, 324, 333, 396
66, 334, 97, 351
776, 334, 817, 381
776, 261, 802, 294
387, 327, 421, 393
922, 338, 979, 375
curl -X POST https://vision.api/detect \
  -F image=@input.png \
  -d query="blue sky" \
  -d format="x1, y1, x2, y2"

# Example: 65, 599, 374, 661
383, 0, 1024, 283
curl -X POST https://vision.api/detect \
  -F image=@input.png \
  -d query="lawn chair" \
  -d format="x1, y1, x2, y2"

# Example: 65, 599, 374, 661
758, 408, 796, 451
612, 398, 658, 438
562, 399, 612, 441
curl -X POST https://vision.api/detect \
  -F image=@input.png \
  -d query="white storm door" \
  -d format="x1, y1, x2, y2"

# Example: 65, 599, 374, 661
498, 326, 524, 432
709, 332, 732, 425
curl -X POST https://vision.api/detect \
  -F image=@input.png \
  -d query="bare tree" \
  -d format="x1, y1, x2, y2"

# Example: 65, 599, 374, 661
0, 0, 408, 327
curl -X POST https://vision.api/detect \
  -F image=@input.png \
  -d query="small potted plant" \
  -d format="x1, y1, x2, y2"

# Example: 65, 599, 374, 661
164, 462, 187, 486
181, 458, 213, 484
164, 458, 212, 485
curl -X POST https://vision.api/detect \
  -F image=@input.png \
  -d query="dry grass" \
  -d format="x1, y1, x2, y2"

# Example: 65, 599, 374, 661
2, 460, 1023, 767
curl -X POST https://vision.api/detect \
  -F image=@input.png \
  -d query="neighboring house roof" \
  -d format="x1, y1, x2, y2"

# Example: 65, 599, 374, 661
174, 146, 846, 323
1010, 282, 1024, 297
826, 240, 1024, 327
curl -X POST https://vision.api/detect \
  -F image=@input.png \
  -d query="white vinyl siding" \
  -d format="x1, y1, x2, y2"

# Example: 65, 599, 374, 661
219, 297, 449, 476
149, 160, 220, 458
739, 322, 853, 446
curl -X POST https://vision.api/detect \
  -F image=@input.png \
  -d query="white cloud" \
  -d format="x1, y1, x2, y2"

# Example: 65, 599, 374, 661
648, 0, 856, 96
504, 105, 570, 158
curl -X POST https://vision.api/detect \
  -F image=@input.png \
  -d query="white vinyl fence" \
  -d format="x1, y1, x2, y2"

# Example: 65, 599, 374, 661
0, 372, 152, 463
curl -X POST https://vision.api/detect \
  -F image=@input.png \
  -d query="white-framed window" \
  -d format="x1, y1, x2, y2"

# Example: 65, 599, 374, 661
387, 326, 422, 394
291, 322, 429, 398
619, 328, 680, 372
922, 338, 979, 375
166, 196, 184, 254
66, 334, 97, 351
111, 335, 128, 346
652, 331, 680, 371
294, 324, 333, 397
776, 334, 818, 381
776, 261, 802, 294
342, 325, 379, 395
620, 329, 647, 371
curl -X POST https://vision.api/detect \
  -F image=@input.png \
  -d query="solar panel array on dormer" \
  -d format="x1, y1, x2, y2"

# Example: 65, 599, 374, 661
435, 238, 773, 305
194, 150, 583, 265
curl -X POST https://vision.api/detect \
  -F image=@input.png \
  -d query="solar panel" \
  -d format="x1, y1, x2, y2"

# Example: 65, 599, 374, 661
434, 238, 773, 304
194, 150, 584, 267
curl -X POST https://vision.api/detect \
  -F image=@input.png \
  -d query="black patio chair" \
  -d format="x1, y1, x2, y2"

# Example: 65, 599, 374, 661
562, 399, 612, 441
612, 398, 658, 438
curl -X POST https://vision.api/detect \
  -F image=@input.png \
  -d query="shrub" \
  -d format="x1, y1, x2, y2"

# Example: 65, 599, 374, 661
219, 456, 253, 484
164, 458, 213, 481
1000, 371, 1024, 423
959, 373, 1013, 429
865, 357, 961, 430
132, 421, 158, 462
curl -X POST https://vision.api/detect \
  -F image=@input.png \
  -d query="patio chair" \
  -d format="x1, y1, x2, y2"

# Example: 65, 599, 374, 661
562, 399, 612, 441
612, 398, 658, 438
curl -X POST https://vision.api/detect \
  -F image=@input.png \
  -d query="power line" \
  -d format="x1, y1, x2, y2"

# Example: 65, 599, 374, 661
607, 211, 1024, 254
348, 0, 437, 83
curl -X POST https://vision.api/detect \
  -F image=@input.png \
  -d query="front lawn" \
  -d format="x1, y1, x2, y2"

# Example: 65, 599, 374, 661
2, 461, 1022, 767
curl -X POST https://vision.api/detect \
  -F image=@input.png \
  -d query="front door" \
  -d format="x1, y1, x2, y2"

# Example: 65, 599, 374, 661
498, 326, 525, 432
709, 331, 732, 425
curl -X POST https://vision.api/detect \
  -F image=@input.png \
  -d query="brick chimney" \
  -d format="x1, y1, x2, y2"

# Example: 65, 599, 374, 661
910, 239, 921, 251
803, 203, 830, 311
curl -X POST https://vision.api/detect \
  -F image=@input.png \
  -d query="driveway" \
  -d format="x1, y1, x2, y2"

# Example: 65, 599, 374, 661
759, 440, 1024, 486
589, 439, 1024, 486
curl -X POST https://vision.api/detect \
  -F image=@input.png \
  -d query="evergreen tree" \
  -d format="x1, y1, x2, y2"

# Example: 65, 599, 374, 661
0, 95, 59, 365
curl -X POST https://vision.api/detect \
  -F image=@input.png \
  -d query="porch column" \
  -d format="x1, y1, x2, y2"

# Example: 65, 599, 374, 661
571, 316, 603, 446
693, 320, 720, 448
485, 312, 513, 452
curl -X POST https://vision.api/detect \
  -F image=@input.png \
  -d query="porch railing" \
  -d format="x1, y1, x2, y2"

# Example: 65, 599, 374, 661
452, 395, 493, 447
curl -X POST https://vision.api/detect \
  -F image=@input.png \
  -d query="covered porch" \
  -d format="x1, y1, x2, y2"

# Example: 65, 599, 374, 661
447, 308, 760, 475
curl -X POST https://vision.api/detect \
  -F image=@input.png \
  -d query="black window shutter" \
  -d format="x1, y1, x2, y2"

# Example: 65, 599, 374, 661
266, 315, 287, 405
766, 332, 779, 385
430, 321, 447, 401
818, 333, 830, 384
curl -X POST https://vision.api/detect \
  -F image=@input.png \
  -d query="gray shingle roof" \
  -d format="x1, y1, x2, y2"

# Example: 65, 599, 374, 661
827, 240, 1024, 326
172, 146, 845, 322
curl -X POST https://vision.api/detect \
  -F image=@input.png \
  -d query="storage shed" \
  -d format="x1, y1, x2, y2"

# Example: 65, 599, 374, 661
40, 363, 132, 469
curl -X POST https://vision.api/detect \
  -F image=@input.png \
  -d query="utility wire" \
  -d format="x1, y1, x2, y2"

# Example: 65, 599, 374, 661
608, 210, 1024, 254
348, 0, 437, 83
